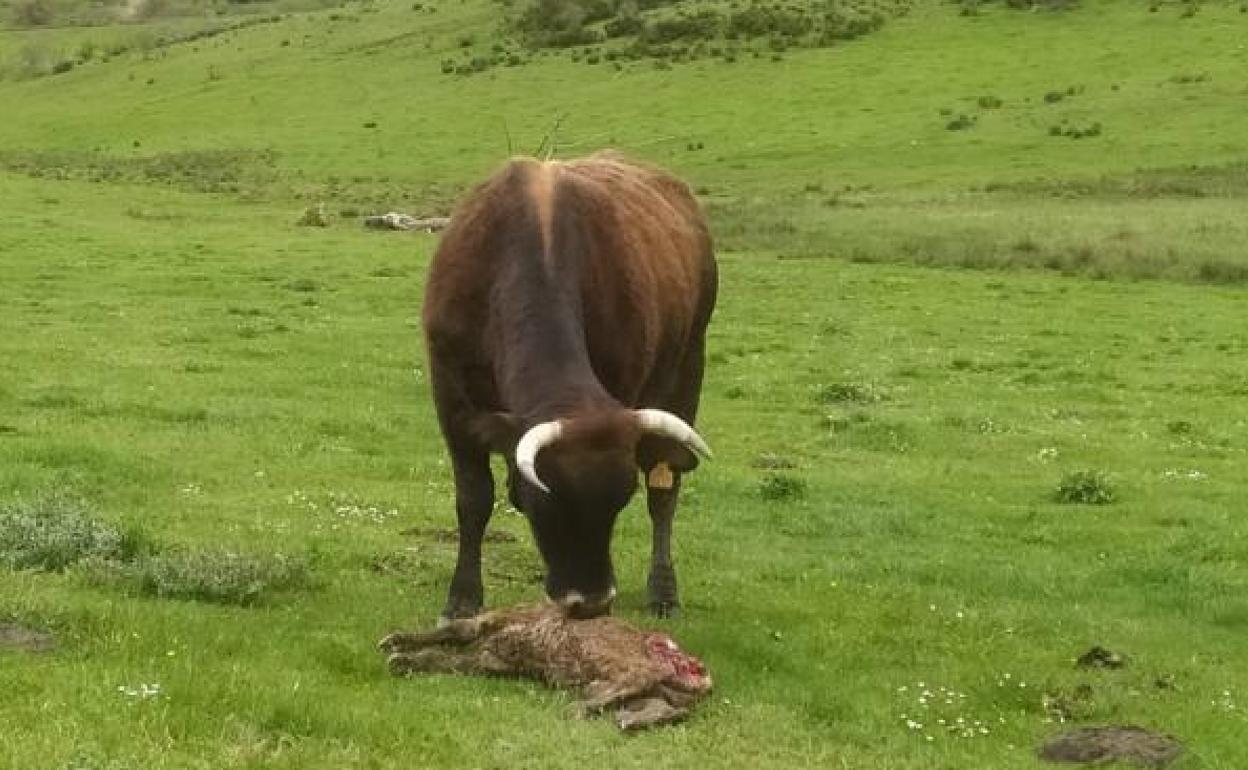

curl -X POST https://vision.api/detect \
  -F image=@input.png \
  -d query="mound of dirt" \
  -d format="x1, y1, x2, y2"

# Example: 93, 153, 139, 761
1038, 726, 1183, 768
0, 621, 56, 653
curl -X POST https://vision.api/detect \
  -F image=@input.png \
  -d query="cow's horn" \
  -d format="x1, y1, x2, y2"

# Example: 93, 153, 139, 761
635, 409, 713, 459
515, 420, 563, 494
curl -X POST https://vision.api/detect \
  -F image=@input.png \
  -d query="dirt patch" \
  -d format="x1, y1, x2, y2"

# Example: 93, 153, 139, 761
1038, 726, 1183, 768
0, 621, 56, 653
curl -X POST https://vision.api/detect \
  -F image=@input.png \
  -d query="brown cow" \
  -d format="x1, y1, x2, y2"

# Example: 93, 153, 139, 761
422, 152, 717, 621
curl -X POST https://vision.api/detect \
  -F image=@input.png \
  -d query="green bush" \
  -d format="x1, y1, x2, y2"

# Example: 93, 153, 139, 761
604, 14, 644, 37
816, 382, 883, 404
642, 10, 722, 44
128, 548, 310, 605
2, 493, 312, 606
759, 473, 807, 501
0, 495, 140, 572
1055, 470, 1115, 504
946, 113, 977, 131
11, 0, 55, 27
726, 6, 812, 39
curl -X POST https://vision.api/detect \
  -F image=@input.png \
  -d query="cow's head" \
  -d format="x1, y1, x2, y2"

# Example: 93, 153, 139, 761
483, 410, 710, 618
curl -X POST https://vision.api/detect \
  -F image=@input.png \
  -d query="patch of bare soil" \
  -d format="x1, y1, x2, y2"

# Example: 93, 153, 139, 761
0, 621, 56, 653
1038, 726, 1183, 768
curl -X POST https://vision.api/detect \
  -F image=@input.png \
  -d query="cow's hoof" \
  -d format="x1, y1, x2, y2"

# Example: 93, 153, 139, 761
440, 597, 482, 624
648, 601, 681, 619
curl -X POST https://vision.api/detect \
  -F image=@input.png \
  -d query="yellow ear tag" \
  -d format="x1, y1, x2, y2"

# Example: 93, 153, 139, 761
647, 462, 675, 490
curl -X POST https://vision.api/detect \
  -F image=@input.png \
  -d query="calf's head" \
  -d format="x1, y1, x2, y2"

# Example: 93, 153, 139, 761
510, 409, 711, 618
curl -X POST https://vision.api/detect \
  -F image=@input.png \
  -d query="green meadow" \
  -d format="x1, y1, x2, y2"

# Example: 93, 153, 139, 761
2, 0, 1247, 767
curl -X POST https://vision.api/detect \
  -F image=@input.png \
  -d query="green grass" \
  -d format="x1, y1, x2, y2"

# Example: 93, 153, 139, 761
3, 169, 1247, 768
3, 1, 1247, 280
2, 0, 1248, 766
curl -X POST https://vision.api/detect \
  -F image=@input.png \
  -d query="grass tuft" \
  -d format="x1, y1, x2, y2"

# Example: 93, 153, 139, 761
758, 473, 807, 501
816, 382, 884, 404
124, 548, 312, 606
0, 495, 140, 571
1054, 469, 1116, 505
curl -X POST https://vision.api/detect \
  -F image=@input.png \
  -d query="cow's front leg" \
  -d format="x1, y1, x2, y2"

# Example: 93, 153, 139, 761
645, 465, 682, 618
443, 447, 495, 622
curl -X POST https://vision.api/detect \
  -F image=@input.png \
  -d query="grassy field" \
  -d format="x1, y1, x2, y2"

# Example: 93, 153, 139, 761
3, 0, 1248, 767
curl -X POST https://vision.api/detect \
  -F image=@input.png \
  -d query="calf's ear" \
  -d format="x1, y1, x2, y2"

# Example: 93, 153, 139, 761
470, 412, 523, 453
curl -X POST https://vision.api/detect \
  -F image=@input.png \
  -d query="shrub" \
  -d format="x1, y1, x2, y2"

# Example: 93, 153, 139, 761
296, 203, 329, 227
822, 7, 885, 41
977, 94, 1003, 109
515, 0, 610, 47
946, 113, 977, 131
642, 10, 721, 44
0, 495, 139, 571
128, 548, 310, 605
816, 382, 882, 404
751, 452, 796, 470
11, 0, 54, 27
726, 6, 812, 39
759, 473, 807, 501
604, 14, 644, 37
1055, 470, 1115, 505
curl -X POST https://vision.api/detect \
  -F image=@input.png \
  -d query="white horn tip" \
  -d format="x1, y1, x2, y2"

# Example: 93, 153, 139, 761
636, 409, 712, 460
518, 460, 550, 494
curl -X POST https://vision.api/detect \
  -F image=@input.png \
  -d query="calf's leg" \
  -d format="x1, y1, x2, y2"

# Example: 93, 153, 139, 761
615, 697, 687, 731
387, 647, 510, 677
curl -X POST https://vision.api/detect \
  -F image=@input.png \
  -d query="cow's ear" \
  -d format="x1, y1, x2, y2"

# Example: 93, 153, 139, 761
470, 412, 523, 453
636, 435, 700, 476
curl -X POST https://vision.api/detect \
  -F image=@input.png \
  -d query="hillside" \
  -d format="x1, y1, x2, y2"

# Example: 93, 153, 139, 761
3, 0, 1247, 281
1, 1, 1245, 192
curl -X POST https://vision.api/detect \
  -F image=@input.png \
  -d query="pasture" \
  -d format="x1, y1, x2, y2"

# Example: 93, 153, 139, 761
3, 0, 1248, 767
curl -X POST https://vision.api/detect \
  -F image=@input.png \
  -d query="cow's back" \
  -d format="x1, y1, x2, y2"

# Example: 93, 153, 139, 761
423, 154, 716, 416
553, 155, 716, 405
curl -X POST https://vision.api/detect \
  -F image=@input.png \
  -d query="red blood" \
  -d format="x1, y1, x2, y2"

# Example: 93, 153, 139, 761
645, 634, 707, 683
